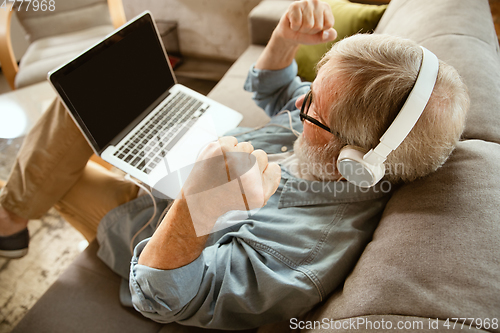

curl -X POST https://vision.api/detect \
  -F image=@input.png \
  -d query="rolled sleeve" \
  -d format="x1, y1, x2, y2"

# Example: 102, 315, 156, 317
129, 235, 319, 329
129, 238, 205, 322
244, 61, 310, 117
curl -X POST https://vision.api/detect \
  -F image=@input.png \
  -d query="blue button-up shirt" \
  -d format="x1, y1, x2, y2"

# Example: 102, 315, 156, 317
96, 61, 392, 330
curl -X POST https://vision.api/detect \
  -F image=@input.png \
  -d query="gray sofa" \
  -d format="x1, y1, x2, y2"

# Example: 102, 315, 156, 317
13, 0, 500, 332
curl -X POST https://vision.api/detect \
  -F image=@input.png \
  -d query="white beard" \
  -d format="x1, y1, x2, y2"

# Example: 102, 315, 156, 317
292, 134, 342, 181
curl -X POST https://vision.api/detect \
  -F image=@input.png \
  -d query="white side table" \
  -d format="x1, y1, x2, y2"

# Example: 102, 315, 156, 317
0, 81, 56, 139
0, 81, 57, 180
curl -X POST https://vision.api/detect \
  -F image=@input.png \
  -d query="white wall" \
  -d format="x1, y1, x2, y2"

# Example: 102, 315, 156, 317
122, 0, 262, 61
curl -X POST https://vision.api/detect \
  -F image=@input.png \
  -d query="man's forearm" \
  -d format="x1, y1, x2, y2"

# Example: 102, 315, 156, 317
255, 33, 300, 71
137, 193, 209, 270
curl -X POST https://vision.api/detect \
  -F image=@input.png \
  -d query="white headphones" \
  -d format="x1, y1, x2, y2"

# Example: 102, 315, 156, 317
336, 46, 439, 188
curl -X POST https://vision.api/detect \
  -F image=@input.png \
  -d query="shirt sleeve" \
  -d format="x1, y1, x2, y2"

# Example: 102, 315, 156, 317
129, 235, 320, 330
243, 60, 310, 118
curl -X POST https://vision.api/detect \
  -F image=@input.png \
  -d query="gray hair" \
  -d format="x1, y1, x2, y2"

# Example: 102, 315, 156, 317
317, 33, 469, 183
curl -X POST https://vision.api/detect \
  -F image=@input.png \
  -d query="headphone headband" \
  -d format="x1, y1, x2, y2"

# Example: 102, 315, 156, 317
363, 46, 439, 165
337, 46, 440, 188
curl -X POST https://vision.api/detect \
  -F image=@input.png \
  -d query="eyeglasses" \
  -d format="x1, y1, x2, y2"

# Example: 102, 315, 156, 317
299, 90, 332, 134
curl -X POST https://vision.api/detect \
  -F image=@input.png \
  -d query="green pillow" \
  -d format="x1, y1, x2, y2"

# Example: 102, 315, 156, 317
295, 0, 387, 82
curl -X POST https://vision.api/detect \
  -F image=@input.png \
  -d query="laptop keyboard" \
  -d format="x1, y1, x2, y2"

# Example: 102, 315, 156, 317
113, 91, 208, 174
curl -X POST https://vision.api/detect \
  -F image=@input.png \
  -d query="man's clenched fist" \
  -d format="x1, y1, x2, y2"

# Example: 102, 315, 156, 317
182, 136, 281, 236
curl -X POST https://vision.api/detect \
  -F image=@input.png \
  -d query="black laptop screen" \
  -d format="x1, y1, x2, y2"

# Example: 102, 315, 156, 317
53, 13, 175, 152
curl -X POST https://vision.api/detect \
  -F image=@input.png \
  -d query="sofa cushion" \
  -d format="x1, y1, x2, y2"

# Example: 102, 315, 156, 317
12, 241, 163, 333
295, 0, 387, 82
248, 0, 293, 46
15, 25, 114, 89
301, 140, 500, 330
374, 0, 500, 145
208, 45, 270, 128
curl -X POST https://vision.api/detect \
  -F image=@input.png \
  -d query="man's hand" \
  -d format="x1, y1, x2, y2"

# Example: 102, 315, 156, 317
255, 0, 337, 71
183, 136, 281, 235
275, 0, 337, 46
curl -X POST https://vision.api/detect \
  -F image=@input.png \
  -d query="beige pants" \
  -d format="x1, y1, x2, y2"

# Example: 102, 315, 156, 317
0, 99, 139, 241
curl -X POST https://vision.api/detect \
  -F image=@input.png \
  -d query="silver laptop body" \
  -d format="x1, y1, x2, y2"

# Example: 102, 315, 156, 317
48, 11, 242, 198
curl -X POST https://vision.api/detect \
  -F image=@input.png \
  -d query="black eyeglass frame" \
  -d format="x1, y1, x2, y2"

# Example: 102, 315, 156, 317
299, 90, 332, 134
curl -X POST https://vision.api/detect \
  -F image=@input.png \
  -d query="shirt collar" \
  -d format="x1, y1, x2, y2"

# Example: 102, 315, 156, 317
277, 168, 393, 208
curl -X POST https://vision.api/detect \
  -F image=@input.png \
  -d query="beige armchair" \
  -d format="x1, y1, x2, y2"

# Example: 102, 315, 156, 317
0, 0, 126, 91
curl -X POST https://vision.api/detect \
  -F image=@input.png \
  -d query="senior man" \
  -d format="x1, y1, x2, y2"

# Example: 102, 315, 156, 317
129, 0, 469, 329
0, 0, 468, 329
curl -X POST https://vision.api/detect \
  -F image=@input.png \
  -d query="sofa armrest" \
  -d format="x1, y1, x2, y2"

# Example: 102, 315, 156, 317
0, 2, 18, 90
248, 0, 292, 46
107, 0, 127, 29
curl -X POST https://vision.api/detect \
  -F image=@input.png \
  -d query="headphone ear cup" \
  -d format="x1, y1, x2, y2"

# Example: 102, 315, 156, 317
337, 145, 385, 188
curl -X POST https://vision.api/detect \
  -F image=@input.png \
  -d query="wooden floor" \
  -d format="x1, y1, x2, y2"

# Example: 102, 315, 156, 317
0, 209, 86, 332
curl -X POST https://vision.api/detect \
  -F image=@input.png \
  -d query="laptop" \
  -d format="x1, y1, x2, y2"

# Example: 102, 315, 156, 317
48, 11, 243, 198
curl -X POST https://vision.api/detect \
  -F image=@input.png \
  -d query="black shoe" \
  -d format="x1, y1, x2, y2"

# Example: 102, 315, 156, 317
0, 228, 29, 259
